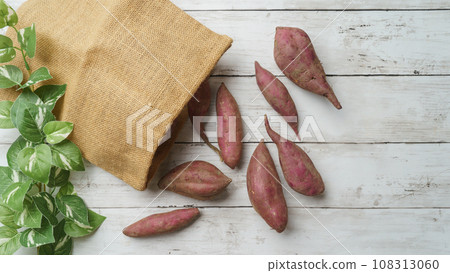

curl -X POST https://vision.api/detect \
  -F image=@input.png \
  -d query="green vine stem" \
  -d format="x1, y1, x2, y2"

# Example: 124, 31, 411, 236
11, 27, 41, 197
11, 26, 33, 90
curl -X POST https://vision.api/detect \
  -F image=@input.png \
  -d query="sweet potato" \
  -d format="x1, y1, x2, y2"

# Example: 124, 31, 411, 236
264, 115, 324, 196
216, 83, 243, 169
158, 161, 232, 200
247, 140, 288, 233
274, 27, 342, 109
188, 80, 223, 160
255, 61, 299, 135
123, 208, 200, 237
188, 81, 211, 123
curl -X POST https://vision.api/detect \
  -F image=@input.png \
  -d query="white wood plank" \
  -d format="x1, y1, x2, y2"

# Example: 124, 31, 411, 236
186, 10, 450, 76
71, 208, 450, 254
178, 76, 450, 143
1, 76, 449, 144
0, 129, 20, 146
7, 0, 450, 12
4, 3, 450, 75
80, 143, 450, 209
2, 143, 448, 209
174, 0, 450, 10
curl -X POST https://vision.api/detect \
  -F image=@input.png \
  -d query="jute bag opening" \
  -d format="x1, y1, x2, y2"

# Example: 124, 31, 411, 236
0, 0, 232, 190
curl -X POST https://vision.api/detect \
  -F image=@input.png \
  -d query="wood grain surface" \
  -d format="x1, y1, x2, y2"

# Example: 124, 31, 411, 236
2, 0, 449, 255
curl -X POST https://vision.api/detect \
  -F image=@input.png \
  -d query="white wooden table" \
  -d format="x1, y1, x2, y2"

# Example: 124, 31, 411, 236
2, 0, 450, 254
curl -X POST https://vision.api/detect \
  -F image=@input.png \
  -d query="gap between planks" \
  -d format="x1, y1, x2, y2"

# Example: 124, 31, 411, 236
210, 74, 450, 77
175, 141, 450, 145
184, 9, 450, 12
0, 142, 448, 145
91, 206, 450, 210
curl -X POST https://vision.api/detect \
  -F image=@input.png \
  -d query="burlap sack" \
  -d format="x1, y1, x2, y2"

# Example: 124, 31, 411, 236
0, 0, 232, 190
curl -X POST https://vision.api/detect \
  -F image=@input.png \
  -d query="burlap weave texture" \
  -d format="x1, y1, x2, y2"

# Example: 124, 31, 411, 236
0, 0, 232, 190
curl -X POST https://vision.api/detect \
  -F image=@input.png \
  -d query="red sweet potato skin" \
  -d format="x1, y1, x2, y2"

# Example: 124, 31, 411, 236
188, 80, 211, 127
216, 83, 243, 169
123, 208, 200, 237
274, 27, 342, 109
247, 141, 288, 233
188, 81, 223, 159
265, 116, 325, 196
255, 61, 299, 135
158, 161, 232, 200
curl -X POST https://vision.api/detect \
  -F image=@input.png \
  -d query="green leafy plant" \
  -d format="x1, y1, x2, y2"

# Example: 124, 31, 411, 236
0, 1, 105, 255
